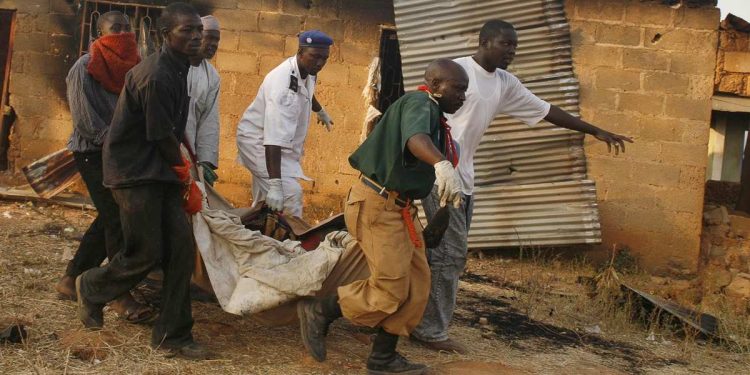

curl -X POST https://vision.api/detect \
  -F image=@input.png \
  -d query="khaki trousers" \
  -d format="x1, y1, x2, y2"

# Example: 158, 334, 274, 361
337, 181, 430, 337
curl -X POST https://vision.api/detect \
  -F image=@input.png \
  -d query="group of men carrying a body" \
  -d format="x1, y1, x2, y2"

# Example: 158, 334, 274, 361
56, 2, 631, 374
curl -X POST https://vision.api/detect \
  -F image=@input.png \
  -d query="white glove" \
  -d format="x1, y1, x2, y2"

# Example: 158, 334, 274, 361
434, 160, 462, 208
316, 108, 333, 132
266, 178, 285, 212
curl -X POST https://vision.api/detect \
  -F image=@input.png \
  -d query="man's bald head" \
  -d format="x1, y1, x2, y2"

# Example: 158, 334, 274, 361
424, 58, 469, 86
97, 11, 130, 37
423, 58, 469, 114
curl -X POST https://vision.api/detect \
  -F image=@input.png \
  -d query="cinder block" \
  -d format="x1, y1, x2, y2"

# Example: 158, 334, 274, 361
619, 93, 663, 116
578, 86, 618, 111
687, 75, 715, 99
212, 9, 259, 32
575, 0, 624, 22
664, 96, 711, 121
646, 28, 717, 52
48, 14, 76, 35
595, 68, 640, 90
316, 63, 348, 86
13, 32, 48, 53
258, 12, 302, 35
674, 7, 720, 30
49, 34, 74, 56
283, 35, 299, 56
16, 1, 50, 15
339, 0, 395, 25
8, 73, 49, 97
622, 48, 669, 71
573, 45, 621, 68
630, 161, 681, 187
590, 111, 640, 137
281, 0, 338, 18
723, 52, 750, 73
343, 20, 382, 45
568, 22, 597, 46
679, 119, 709, 145
587, 156, 632, 179
659, 142, 709, 167
340, 42, 376, 67
213, 182, 252, 207
238, 0, 279, 12
624, 3, 673, 26
218, 31, 240, 52
216, 52, 258, 74
191, 0, 238, 10
719, 30, 750, 52
678, 165, 706, 189
23, 52, 69, 76
643, 72, 690, 94
639, 116, 680, 142
669, 51, 717, 75
304, 16, 345, 41
259, 55, 284, 75
596, 24, 641, 46
239, 32, 285, 55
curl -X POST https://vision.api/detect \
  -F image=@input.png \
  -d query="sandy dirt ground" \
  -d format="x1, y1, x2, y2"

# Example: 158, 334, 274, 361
1, 200, 748, 374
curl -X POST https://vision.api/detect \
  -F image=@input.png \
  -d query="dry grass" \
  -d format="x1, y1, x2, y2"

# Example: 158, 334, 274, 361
1, 200, 750, 374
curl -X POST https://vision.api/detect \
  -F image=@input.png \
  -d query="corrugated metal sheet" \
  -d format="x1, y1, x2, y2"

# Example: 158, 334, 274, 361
394, 0, 602, 247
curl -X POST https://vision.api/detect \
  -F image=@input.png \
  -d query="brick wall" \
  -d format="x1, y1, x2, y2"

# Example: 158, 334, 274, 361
564, 0, 719, 274
714, 20, 750, 97
0, 0, 394, 220
0, 0, 78, 173
208, 0, 395, 218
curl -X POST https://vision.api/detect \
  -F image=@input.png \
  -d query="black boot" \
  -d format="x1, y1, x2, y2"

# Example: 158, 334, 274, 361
367, 328, 427, 375
297, 294, 342, 362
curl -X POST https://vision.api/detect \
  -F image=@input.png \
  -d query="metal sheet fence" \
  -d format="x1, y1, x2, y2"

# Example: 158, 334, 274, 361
394, 0, 602, 247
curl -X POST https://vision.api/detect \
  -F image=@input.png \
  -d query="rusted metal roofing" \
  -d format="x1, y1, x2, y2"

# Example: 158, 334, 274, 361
394, 0, 602, 248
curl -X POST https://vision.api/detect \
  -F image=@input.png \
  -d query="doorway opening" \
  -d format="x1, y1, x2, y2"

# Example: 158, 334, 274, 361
0, 8, 16, 171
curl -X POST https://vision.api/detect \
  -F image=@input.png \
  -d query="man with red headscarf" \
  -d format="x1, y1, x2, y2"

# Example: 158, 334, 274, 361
54, 11, 155, 324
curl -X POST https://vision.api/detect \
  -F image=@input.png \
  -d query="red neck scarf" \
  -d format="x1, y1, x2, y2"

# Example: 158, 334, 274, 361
87, 33, 140, 94
417, 85, 459, 167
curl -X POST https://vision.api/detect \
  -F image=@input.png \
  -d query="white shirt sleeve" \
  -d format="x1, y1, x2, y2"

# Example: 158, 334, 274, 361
262, 86, 300, 149
497, 72, 551, 126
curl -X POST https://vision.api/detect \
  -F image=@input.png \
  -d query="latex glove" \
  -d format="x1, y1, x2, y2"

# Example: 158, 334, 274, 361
434, 160, 462, 208
171, 155, 192, 185
316, 108, 333, 132
198, 161, 218, 186
266, 178, 285, 212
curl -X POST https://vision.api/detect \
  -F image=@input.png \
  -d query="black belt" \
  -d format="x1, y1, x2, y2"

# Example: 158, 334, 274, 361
360, 176, 409, 208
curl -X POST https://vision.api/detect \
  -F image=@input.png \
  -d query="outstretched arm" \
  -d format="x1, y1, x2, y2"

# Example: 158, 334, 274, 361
544, 105, 633, 154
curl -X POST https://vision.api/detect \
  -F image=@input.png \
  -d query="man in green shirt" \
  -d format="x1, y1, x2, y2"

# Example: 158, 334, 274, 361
297, 58, 468, 375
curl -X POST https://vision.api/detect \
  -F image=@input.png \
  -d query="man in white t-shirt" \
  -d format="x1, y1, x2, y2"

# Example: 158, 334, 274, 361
236, 30, 334, 217
411, 20, 633, 353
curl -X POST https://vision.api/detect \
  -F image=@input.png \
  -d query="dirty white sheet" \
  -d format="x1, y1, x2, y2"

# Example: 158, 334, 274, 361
192, 207, 350, 315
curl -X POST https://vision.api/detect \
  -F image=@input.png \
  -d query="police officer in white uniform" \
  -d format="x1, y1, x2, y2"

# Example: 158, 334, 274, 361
236, 30, 334, 217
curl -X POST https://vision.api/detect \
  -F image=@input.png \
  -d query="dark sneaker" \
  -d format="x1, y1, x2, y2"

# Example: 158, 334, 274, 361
75, 275, 103, 329
162, 342, 212, 360
410, 336, 468, 354
367, 352, 427, 375
297, 298, 330, 362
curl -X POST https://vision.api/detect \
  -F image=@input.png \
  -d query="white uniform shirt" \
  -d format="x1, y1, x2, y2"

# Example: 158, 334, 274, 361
447, 56, 551, 195
185, 59, 221, 167
236, 56, 315, 180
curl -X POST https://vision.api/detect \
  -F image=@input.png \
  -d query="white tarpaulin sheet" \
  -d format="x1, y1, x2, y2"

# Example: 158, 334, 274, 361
192, 206, 350, 315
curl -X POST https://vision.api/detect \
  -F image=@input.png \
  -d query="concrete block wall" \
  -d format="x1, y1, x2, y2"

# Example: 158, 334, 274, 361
0, 0, 78, 170
0, 0, 394, 221
564, 0, 719, 275
206, 0, 395, 218
714, 24, 750, 97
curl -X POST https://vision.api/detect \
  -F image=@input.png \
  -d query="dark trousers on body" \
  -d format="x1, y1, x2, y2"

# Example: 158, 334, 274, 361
80, 183, 195, 348
65, 151, 123, 277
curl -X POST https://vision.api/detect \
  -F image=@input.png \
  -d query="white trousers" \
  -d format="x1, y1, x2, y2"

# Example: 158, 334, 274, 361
251, 174, 303, 218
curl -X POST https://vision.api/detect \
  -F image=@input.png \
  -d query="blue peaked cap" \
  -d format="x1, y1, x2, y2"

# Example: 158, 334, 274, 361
299, 30, 334, 48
